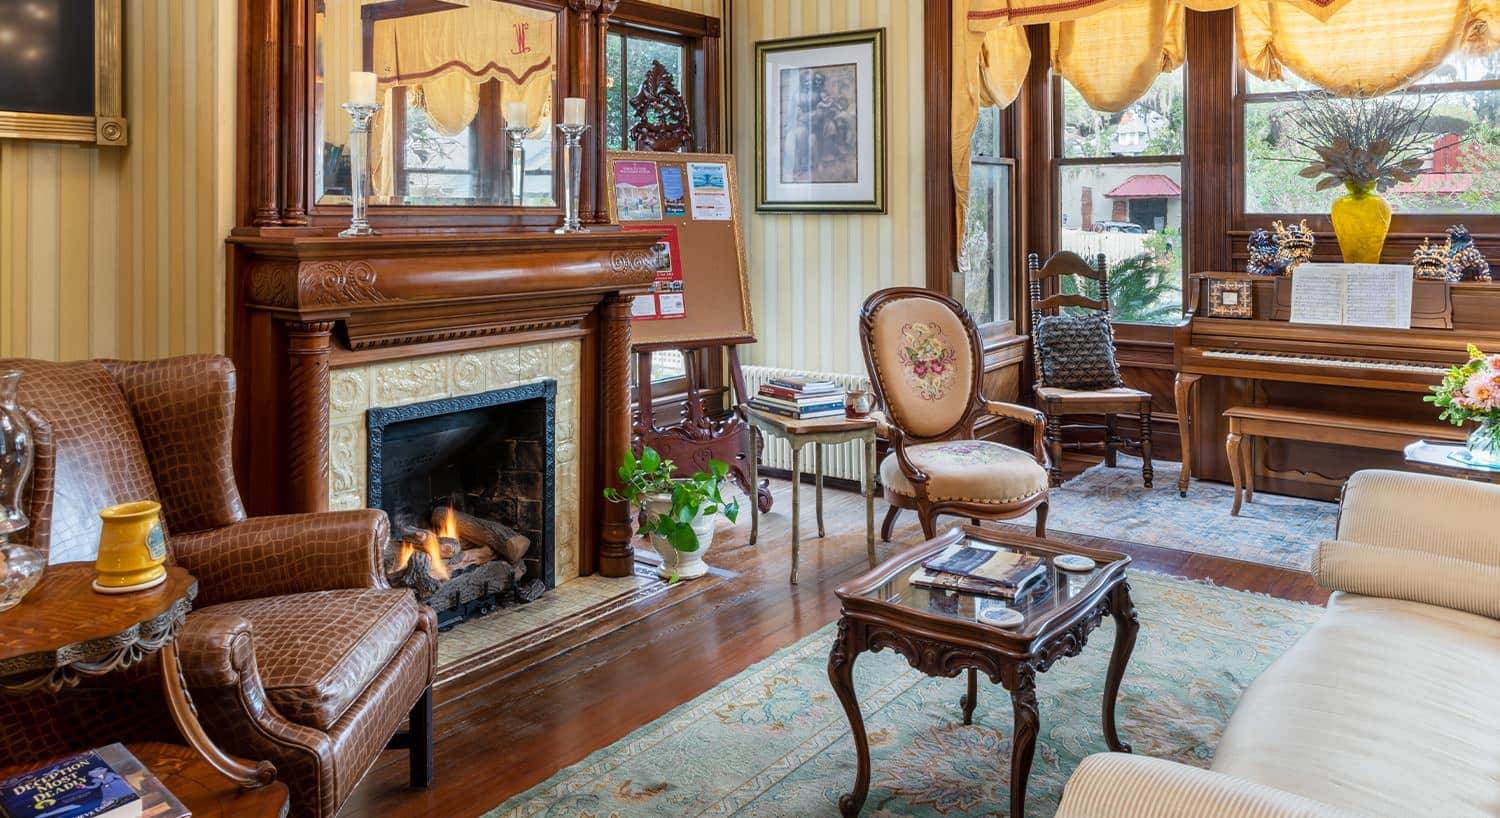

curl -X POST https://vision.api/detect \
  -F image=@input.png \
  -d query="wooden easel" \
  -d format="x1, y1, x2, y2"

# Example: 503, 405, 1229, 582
633, 342, 772, 512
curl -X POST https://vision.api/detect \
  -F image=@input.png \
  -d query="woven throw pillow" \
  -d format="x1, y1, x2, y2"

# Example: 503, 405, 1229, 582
1033, 312, 1122, 390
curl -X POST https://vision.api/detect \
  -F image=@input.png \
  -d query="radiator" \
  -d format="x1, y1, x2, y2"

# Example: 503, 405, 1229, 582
741, 366, 873, 484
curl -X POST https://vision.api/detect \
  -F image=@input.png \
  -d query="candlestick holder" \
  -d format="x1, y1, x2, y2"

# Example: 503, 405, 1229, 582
505, 125, 529, 206
340, 101, 381, 238
554, 122, 590, 234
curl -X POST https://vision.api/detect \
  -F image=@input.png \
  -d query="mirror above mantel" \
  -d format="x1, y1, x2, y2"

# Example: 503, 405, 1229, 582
315, 0, 560, 209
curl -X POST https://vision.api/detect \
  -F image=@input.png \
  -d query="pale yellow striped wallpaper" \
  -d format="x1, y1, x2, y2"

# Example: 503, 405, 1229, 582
731, 0, 926, 376
0, 0, 235, 361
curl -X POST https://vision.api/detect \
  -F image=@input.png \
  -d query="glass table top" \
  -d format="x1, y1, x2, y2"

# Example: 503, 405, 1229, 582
851, 532, 1126, 638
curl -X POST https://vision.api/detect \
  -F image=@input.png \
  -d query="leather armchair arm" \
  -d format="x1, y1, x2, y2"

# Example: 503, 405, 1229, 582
984, 400, 1049, 467
172, 510, 389, 607
1056, 754, 1360, 818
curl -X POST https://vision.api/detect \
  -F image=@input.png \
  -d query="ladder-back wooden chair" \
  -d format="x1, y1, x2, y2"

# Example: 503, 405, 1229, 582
1028, 251, 1153, 488
860, 287, 1050, 540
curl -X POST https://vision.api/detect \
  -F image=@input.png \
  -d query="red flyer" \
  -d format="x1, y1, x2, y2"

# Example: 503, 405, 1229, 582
621, 224, 685, 321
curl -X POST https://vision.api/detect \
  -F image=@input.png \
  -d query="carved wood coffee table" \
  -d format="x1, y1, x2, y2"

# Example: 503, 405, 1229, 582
0, 563, 277, 790
829, 526, 1137, 818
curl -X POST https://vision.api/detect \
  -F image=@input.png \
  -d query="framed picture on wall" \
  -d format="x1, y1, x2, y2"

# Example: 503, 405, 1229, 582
754, 28, 885, 213
0, 0, 126, 146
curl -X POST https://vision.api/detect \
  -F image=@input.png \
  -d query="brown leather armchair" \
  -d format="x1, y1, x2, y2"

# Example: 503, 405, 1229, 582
0, 355, 434, 818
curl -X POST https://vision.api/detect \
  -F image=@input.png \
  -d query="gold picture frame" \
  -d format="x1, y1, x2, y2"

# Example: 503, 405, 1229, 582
754, 28, 885, 213
0, 0, 126, 146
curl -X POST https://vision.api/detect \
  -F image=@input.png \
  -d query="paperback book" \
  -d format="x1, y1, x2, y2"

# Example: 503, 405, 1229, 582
0, 745, 187, 818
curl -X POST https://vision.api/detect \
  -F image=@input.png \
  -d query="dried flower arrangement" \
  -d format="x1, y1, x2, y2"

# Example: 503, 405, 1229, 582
1284, 92, 1439, 193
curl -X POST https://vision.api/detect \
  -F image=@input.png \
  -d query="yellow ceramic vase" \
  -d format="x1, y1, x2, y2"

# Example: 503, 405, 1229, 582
94, 500, 168, 593
1330, 181, 1392, 264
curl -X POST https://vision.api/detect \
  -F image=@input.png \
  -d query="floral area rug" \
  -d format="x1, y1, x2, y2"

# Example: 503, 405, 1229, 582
1041, 454, 1338, 571
487, 571, 1318, 817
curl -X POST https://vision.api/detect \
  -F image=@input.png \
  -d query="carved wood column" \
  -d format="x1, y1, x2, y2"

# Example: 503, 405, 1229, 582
283, 320, 334, 512
249, 0, 282, 226
566, 0, 604, 225
590, 0, 620, 224
598, 292, 635, 577
280, 0, 309, 225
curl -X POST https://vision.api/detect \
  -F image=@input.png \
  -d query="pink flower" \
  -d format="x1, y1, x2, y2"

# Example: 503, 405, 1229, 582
1486, 354, 1500, 372
912, 362, 928, 377
930, 362, 946, 374
1466, 372, 1499, 409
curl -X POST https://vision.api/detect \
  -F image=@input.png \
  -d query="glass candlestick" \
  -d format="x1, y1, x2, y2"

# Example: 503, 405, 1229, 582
554, 122, 590, 234
506, 125, 529, 206
340, 101, 381, 238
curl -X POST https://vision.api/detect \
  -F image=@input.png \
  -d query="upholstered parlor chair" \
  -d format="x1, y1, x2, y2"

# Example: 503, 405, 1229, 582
0, 355, 435, 818
1028, 251, 1154, 488
859, 288, 1050, 540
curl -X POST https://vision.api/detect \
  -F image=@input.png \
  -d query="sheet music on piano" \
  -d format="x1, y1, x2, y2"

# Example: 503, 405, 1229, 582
1289, 263, 1414, 330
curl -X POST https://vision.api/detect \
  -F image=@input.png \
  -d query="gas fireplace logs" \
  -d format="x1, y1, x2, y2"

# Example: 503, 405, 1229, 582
430, 506, 531, 564
385, 506, 539, 628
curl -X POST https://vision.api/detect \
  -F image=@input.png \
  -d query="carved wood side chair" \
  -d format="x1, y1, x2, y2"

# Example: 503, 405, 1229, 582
1028, 250, 1154, 488
859, 288, 1051, 540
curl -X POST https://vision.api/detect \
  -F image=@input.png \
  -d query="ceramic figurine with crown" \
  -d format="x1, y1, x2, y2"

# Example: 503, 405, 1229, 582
1246, 228, 1290, 276
1444, 224, 1492, 282
1273, 219, 1316, 274
1412, 238, 1450, 281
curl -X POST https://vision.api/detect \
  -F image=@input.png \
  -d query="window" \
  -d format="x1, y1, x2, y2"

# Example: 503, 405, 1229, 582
1056, 69, 1185, 325
1243, 53, 1500, 215
401, 98, 477, 200
962, 106, 1014, 326
605, 28, 689, 151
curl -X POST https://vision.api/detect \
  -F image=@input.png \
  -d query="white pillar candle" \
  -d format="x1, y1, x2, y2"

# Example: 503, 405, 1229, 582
506, 101, 529, 129
562, 97, 586, 126
349, 71, 377, 105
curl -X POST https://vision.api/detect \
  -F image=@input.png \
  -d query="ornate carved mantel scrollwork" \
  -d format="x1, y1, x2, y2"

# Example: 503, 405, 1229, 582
249, 260, 387, 309
630, 60, 694, 152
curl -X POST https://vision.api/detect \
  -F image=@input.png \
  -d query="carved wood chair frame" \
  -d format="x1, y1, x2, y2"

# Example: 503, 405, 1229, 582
1027, 250, 1154, 489
859, 287, 1050, 541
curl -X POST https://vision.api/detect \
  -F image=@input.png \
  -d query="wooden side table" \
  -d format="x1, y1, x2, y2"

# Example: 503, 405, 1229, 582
1404, 439, 1500, 483
747, 409, 878, 584
0, 563, 277, 790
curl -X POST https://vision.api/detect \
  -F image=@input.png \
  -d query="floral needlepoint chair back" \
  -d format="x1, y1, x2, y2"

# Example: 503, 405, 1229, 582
860, 288, 1051, 540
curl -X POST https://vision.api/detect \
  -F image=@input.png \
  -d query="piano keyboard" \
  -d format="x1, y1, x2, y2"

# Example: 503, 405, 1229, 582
1201, 349, 1448, 376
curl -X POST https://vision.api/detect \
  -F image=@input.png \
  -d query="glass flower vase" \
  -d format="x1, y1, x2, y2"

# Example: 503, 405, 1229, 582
1330, 181, 1392, 264
1462, 417, 1500, 470
0, 369, 41, 612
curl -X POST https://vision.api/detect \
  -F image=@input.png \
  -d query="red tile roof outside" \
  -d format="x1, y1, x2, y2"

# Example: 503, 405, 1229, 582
1104, 174, 1182, 199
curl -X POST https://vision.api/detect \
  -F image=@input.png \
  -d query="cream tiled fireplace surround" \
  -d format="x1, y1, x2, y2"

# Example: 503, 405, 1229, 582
326, 341, 585, 583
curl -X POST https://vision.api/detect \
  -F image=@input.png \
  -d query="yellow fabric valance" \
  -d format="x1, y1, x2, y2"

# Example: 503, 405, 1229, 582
951, 0, 1500, 267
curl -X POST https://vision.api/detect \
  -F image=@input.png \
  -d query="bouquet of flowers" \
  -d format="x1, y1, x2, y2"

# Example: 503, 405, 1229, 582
1426, 345, 1500, 425
1426, 345, 1500, 466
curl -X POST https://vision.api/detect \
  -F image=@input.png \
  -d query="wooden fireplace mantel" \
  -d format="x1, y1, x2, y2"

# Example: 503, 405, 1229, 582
227, 230, 658, 578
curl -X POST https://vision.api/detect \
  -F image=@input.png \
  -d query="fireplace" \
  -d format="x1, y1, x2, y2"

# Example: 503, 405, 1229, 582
367, 381, 556, 629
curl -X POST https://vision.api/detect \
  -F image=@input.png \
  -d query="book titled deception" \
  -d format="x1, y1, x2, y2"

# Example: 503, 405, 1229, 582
0, 748, 140, 818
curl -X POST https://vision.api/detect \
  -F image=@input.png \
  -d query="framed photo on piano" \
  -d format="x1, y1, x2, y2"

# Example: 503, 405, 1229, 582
1207, 279, 1254, 318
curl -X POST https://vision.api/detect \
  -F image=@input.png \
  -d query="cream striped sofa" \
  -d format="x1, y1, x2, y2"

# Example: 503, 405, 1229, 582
1057, 469, 1500, 818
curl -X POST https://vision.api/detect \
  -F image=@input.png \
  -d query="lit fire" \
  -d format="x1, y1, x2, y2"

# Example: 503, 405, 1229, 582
392, 530, 451, 580
437, 506, 458, 541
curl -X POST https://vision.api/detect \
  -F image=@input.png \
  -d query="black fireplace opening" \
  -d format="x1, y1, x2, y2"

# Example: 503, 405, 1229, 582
367, 381, 556, 630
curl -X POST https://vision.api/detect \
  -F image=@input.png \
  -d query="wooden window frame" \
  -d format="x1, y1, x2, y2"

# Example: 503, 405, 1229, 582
1233, 69, 1500, 236
965, 106, 1021, 334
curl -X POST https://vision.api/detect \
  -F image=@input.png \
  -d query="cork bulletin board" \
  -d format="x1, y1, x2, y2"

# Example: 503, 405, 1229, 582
605, 151, 755, 348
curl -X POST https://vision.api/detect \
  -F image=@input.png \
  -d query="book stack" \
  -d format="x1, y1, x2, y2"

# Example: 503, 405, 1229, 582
0, 744, 188, 818
910, 541, 1046, 600
749, 376, 846, 420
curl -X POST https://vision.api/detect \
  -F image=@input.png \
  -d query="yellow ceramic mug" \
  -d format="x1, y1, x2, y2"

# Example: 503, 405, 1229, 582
93, 500, 168, 593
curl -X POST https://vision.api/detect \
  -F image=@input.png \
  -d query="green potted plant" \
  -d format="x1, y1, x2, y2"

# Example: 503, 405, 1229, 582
603, 446, 739, 580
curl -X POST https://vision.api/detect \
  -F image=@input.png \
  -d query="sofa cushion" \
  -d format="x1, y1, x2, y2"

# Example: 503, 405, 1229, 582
880, 440, 1047, 504
199, 588, 420, 730
1211, 592, 1500, 818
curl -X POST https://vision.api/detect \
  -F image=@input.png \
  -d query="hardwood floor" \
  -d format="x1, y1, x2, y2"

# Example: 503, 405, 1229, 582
338, 461, 1326, 817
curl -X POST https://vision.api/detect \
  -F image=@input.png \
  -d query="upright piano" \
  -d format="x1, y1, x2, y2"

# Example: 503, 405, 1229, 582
1171, 273, 1500, 498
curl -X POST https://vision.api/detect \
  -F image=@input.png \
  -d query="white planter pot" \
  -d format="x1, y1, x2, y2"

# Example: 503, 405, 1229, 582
643, 494, 717, 580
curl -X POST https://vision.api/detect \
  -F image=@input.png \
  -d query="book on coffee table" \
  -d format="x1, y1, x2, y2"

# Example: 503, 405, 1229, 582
912, 541, 1045, 599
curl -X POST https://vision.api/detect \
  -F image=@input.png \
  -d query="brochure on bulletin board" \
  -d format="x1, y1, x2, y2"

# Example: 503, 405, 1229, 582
613, 160, 664, 221
686, 161, 732, 220
659, 165, 687, 217
621, 224, 685, 321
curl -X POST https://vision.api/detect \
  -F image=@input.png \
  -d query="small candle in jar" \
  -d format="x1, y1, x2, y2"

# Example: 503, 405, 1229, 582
349, 71, 377, 105
506, 101, 528, 129
562, 97, 586, 126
